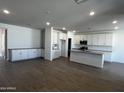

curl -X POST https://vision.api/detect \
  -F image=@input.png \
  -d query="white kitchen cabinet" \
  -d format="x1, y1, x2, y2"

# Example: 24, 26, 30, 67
105, 33, 113, 46
41, 49, 45, 57
60, 32, 66, 40
11, 50, 22, 61
92, 34, 98, 45
87, 35, 93, 45
28, 49, 39, 59
82, 35, 87, 40
72, 33, 113, 46
52, 50, 61, 59
60, 32, 63, 40
37, 49, 42, 57
63, 33, 67, 40
32, 49, 39, 58
28, 49, 34, 59
9, 48, 44, 62
73, 35, 81, 44
11, 50, 28, 61
52, 31, 58, 44
21, 50, 28, 60
98, 34, 106, 46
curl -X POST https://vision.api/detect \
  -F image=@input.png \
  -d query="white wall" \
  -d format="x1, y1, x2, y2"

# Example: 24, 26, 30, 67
112, 30, 124, 63
0, 23, 42, 49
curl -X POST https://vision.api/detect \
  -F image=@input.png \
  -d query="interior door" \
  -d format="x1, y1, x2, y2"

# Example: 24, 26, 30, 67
61, 40, 66, 57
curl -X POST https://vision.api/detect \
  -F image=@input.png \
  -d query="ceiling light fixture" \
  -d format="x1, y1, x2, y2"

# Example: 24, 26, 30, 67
114, 26, 119, 30
3, 9, 10, 14
90, 11, 95, 16
62, 27, 66, 30
74, 0, 88, 4
112, 20, 118, 24
46, 22, 50, 26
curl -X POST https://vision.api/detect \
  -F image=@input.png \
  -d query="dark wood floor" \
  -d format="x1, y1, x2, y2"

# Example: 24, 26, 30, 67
0, 57, 124, 92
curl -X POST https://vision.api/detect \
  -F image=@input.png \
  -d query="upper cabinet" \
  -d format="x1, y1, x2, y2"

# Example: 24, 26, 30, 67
72, 33, 113, 46
87, 35, 93, 45
72, 35, 82, 44
52, 31, 58, 44
92, 34, 99, 45
105, 33, 113, 46
81, 35, 87, 40
98, 34, 106, 46
60, 32, 66, 40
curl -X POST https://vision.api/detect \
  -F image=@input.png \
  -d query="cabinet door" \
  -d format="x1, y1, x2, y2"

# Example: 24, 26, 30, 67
52, 50, 61, 59
37, 49, 42, 57
41, 49, 44, 57
92, 34, 98, 45
60, 32, 63, 40
98, 34, 106, 45
32, 49, 38, 58
21, 50, 28, 60
106, 33, 113, 46
27, 49, 34, 59
87, 35, 93, 45
63, 33, 67, 40
12, 50, 22, 61
52, 31, 58, 44
82, 35, 87, 41
73, 35, 81, 44
28, 49, 37, 59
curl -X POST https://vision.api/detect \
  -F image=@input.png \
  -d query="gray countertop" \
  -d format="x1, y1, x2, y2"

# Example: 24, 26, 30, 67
88, 49, 112, 53
8, 48, 45, 50
72, 48, 112, 53
71, 49, 104, 55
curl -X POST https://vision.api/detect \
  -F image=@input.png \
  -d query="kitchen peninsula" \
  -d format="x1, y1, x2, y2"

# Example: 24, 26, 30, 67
70, 49, 104, 68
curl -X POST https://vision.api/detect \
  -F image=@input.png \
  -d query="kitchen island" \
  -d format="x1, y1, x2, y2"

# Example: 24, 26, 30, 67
70, 49, 104, 68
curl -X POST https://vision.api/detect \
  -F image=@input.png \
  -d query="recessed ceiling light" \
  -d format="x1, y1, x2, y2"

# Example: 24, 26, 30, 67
46, 22, 50, 26
112, 20, 118, 24
73, 30, 76, 33
62, 27, 66, 30
90, 11, 95, 16
3, 9, 10, 14
74, 0, 88, 4
114, 26, 119, 30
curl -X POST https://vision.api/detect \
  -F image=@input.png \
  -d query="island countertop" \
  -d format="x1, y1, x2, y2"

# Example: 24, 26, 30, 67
71, 49, 104, 55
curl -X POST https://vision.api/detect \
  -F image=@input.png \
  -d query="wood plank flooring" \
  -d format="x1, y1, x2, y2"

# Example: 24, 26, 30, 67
0, 57, 124, 92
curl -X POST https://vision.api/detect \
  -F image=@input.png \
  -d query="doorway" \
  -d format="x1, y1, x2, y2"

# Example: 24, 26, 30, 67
68, 38, 72, 57
0, 28, 7, 60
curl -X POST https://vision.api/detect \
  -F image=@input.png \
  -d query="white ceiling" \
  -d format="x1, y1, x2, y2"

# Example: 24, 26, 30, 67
0, 0, 124, 31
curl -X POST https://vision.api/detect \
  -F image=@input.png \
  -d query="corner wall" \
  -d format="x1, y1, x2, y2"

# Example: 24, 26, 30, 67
112, 30, 124, 63
0, 23, 42, 49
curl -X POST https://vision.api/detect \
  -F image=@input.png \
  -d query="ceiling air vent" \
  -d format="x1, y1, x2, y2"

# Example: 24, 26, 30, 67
74, 0, 88, 4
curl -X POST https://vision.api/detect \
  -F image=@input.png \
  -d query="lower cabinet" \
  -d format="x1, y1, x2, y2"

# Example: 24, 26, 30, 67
9, 48, 44, 62
52, 50, 61, 60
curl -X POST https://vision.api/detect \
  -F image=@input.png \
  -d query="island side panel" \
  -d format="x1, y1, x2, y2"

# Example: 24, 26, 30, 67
70, 51, 104, 68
